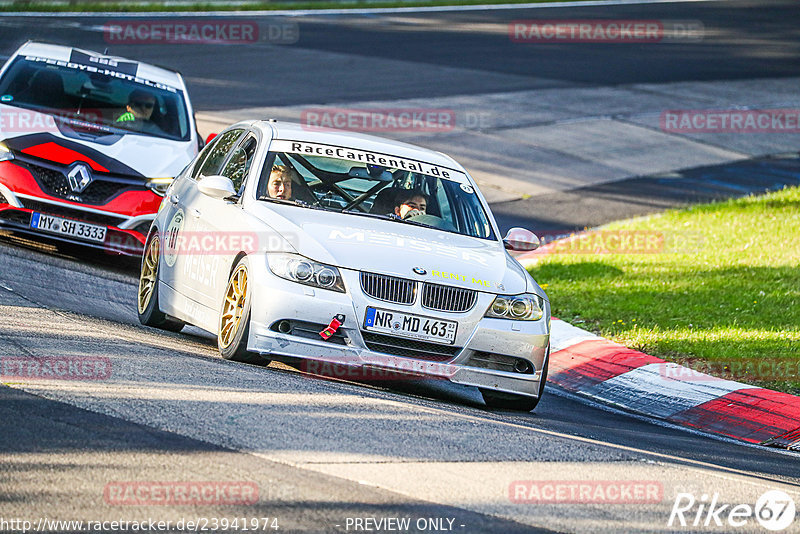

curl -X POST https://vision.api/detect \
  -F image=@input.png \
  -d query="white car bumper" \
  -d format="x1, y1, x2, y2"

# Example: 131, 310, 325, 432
247, 267, 550, 398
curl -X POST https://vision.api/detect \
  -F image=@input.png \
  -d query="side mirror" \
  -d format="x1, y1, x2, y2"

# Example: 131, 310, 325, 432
503, 227, 540, 252
198, 175, 237, 200
205, 133, 218, 145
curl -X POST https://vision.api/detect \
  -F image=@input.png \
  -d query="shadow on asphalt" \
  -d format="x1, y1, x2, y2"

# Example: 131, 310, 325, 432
0, 232, 141, 277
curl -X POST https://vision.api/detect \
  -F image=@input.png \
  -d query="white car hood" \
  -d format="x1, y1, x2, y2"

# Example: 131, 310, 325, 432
0, 104, 195, 177
89, 134, 195, 177
248, 202, 530, 295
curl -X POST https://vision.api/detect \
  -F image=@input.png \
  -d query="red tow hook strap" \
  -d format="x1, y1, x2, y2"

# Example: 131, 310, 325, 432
320, 314, 345, 340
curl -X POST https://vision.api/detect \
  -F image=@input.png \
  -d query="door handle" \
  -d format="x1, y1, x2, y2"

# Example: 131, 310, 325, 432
169, 194, 179, 205
189, 208, 201, 218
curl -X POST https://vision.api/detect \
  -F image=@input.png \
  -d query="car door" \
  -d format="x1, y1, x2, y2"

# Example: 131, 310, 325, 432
169, 128, 245, 308
183, 130, 259, 315
158, 133, 230, 292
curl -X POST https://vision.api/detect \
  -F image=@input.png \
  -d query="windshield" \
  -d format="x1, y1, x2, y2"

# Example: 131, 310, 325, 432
0, 56, 190, 141
256, 141, 495, 240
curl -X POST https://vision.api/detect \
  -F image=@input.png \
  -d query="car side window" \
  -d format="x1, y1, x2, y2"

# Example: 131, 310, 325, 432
195, 129, 244, 179
220, 136, 257, 193
189, 136, 220, 180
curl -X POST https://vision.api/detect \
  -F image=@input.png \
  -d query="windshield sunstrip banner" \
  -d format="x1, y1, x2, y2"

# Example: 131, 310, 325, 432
270, 140, 466, 182
69, 50, 138, 76
24, 55, 177, 93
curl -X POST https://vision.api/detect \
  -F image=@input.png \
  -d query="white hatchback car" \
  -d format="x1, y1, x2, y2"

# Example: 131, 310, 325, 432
138, 120, 551, 411
0, 41, 200, 255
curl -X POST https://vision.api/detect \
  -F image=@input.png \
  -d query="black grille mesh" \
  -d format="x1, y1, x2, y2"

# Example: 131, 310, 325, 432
360, 272, 416, 305
0, 208, 32, 225
361, 331, 460, 362
466, 352, 534, 374
26, 162, 140, 205
360, 272, 477, 313
422, 282, 478, 313
19, 199, 125, 227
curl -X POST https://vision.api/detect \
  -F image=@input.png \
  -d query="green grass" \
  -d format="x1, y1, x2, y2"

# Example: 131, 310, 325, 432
0, 0, 610, 12
527, 186, 800, 394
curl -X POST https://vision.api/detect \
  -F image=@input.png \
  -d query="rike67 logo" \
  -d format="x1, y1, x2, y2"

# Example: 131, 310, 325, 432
669, 490, 796, 531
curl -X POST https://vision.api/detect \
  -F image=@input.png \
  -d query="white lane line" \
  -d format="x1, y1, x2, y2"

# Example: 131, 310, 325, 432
7, 304, 798, 489
241, 380, 800, 485
5, 284, 791, 479
1, 0, 727, 18
585, 362, 758, 418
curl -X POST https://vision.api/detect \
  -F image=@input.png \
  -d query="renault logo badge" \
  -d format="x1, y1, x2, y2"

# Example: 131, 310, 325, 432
412, 267, 427, 275
66, 164, 93, 194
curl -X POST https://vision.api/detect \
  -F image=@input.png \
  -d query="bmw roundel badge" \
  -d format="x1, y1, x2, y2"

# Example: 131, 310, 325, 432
413, 267, 427, 275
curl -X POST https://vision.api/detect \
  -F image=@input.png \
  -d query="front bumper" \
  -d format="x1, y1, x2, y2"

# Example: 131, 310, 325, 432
0, 161, 157, 255
247, 265, 550, 398
0, 203, 148, 255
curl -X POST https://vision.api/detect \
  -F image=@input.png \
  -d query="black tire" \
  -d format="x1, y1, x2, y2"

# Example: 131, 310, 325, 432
137, 232, 185, 332
218, 257, 270, 365
481, 350, 549, 412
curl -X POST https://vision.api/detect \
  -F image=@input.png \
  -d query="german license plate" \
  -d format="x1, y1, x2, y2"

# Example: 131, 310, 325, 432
30, 212, 107, 243
364, 307, 457, 345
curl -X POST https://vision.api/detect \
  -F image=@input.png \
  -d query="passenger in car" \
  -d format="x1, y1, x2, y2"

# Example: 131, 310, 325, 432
393, 189, 428, 219
267, 165, 298, 200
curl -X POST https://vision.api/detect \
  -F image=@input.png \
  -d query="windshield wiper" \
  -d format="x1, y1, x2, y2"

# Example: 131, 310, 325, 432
340, 207, 373, 216
386, 215, 431, 229
257, 196, 298, 205
340, 210, 425, 226
54, 114, 119, 136
257, 197, 326, 210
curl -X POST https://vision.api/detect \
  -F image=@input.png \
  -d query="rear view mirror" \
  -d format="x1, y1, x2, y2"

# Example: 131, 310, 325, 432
198, 175, 237, 200
503, 227, 540, 252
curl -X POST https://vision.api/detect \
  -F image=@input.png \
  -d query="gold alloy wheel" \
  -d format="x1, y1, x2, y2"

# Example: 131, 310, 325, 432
137, 235, 160, 314
220, 264, 248, 349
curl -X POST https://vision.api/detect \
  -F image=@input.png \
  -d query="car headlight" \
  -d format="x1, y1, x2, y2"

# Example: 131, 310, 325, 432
146, 177, 174, 196
267, 253, 346, 293
485, 294, 544, 321
0, 142, 14, 162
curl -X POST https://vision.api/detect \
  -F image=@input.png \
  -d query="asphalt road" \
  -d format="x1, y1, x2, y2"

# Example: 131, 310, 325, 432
1, 0, 799, 109
3, 0, 799, 232
1, 237, 799, 532
1, 1, 800, 531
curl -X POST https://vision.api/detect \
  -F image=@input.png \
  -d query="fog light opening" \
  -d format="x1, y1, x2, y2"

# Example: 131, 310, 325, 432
277, 320, 292, 334
514, 359, 532, 374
